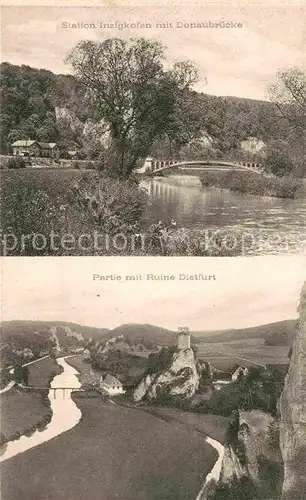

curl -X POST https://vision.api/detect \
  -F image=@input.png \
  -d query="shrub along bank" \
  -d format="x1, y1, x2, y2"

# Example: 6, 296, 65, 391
200, 170, 301, 198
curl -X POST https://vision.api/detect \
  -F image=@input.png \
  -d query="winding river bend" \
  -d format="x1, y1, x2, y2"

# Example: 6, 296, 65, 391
140, 176, 306, 255
0, 357, 81, 463
1, 356, 224, 499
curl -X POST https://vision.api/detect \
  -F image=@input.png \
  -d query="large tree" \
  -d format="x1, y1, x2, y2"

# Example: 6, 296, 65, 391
66, 38, 198, 177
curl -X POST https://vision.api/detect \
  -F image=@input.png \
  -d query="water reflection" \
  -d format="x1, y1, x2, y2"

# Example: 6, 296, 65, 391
140, 176, 306, 254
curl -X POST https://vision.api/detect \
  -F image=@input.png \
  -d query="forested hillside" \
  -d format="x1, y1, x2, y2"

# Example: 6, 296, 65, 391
1, 62, 304, 175
0, 63, 91, 155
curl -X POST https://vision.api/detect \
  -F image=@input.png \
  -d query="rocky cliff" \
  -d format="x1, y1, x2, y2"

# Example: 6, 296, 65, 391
55, 106, 110, 148
219, 410, 281, 483
133, 347, 199, 402
279, 282, 306, 499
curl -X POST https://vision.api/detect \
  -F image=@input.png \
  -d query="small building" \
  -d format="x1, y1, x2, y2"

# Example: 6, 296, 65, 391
100, 374, 125, 395
11, 139, 60, 159
47, 143, 60, 159
11, 140, 40, 157
231, 365, 249, 382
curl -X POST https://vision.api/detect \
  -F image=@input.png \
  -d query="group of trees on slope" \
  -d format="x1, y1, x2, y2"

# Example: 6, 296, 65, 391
1, 38, 305, 176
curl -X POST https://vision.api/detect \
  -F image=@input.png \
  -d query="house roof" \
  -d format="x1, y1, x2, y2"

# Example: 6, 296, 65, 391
11, 140, 58, 149
231, 364, 247, 375
103, 374, 122, 386
11, 140, 37, 147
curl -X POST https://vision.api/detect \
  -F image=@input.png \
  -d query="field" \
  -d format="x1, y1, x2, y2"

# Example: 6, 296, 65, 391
1, 396, 218, 500
0, 358, 61, 443
143, 406, 230, 444
0, 167, 95, 189
195, 338, 290, 370
193, 320, 295, 370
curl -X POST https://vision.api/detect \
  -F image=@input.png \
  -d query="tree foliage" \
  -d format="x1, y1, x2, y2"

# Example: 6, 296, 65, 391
66, 38, 198, 177
269, 67, 306, 130
1, 60, 305, 176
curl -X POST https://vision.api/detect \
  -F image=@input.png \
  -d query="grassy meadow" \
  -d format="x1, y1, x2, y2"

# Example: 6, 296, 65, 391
193, 320, 295, 370
195, 338, 289, 370
0, 358, 61, 445
1, 396, 217, 500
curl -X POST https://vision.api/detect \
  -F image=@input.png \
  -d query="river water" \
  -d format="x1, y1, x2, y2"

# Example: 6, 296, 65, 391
140, 176, 306, 255
1, 356, 225, 499
0, 357, 81, 463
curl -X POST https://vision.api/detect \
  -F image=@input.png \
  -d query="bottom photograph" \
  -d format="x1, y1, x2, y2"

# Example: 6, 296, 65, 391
0, 257, 306, 500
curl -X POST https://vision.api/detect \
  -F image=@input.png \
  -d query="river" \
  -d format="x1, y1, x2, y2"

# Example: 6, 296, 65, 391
140, 176, 306, 255
1, 356, 224, 499
0, 357, 81, 463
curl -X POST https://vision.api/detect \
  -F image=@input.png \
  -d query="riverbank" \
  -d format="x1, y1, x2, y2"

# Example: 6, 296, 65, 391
0, 358, 62, 447
65, 355, 100, 386
199, 170, 301, 199
2, 169, 306, 256
1, 393, 217, 500
142, 406, 230, 445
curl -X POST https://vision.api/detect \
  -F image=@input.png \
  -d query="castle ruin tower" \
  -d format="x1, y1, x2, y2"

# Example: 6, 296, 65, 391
177, 327, 191, 350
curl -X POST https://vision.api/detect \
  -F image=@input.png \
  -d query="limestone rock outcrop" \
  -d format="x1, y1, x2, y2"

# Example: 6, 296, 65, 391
279, 282, 306, 499
133, 347, 199, 402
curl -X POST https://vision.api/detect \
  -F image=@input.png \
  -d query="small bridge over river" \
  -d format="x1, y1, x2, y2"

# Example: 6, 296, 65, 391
136, 158, 266, 176
18, 385, 81, 399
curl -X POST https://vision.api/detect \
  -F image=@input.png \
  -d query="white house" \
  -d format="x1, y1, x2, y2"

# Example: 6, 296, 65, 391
231, 365, 249, 382
100, 374, 125, 395
11, 139, 60, 159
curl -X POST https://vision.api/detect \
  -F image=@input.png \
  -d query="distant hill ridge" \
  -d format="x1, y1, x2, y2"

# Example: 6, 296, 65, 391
192, 319, 297, 346
1, 320, 110, 341
1, 319, 297, 347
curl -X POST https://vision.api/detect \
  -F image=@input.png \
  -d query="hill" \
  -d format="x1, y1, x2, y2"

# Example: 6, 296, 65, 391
1, 319, 296, 372
0, 320, 110, 366
105, 323, 176, 346
2, 319, 296, 350
0, 61, 294, 162
1, 320, 109, 342
192, 320, 297, 346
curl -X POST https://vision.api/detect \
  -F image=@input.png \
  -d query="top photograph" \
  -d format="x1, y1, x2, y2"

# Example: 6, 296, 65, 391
1, 3, 305, 257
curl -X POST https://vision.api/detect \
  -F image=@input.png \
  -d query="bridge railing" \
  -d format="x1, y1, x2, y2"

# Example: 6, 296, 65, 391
143, 159, 264, 173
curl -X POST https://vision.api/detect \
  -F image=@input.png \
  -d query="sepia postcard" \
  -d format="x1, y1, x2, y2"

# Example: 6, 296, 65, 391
1, 1, 306, 500
0, 1, 305, 257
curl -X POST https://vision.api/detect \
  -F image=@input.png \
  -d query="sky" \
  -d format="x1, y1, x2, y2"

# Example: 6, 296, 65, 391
2, 256, 305, 331
1, 2, 305, 100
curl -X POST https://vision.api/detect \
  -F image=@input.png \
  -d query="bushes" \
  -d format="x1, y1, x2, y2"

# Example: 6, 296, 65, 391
257, 454, 284, 498
195, 367, 285, 417
208, 476, 260, 500
7, 156, 26, 169
72, 172, 148, 231
146, 347, 176, 375
200, 170, 300, 198
267, 420, 280, 449
225, 412, 248, 466
1, 170, 148, 256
